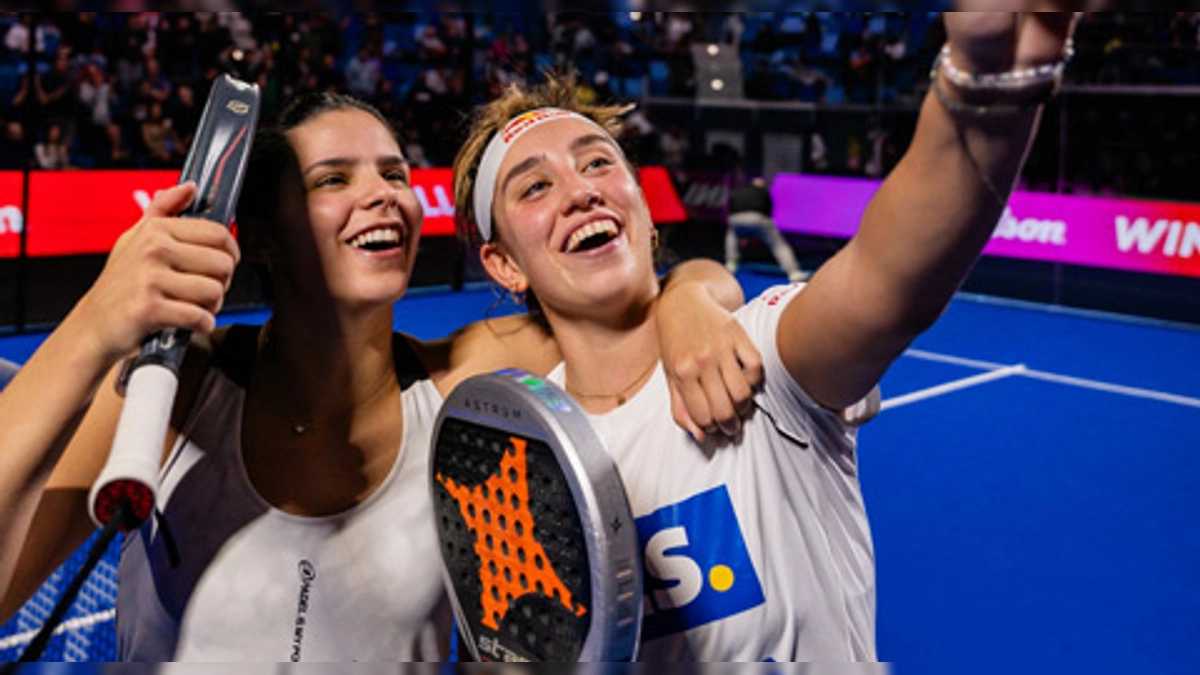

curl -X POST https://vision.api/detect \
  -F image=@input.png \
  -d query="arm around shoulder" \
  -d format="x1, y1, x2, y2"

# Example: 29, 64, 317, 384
419, 312, 560, 397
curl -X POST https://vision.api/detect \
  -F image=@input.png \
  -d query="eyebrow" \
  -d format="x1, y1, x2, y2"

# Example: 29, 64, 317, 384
499, 133, 619, 196
303, 155, 408, 177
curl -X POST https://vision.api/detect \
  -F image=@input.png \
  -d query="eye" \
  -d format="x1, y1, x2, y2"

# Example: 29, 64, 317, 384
520, 179, 550, 199
384, 168, 410, 185
583, 154, 614, 172
313, 173, 347, 188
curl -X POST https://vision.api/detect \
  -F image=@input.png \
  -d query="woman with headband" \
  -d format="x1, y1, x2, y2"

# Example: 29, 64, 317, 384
454, 9, 1082, 661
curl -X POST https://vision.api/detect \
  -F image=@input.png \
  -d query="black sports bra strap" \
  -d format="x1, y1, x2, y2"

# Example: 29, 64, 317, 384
391, 332, 430, 391
213, 324, 261, 388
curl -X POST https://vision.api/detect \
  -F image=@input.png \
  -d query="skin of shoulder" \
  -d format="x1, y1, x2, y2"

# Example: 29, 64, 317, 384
408, 313, 560, 397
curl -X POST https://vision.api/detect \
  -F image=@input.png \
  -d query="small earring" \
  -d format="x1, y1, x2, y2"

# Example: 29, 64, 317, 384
651, 227, 660, 252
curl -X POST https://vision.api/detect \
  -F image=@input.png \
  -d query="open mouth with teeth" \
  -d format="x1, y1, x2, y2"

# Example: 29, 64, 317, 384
564, 219, 620, 253
348, 228, 405, 252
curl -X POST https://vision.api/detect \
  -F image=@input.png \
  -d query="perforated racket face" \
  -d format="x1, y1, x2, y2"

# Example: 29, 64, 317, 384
433, 417, 593, 662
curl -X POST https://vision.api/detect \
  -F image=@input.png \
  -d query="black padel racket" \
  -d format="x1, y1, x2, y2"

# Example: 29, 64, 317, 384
89, 74, 260, 530
431, 369, 642, 662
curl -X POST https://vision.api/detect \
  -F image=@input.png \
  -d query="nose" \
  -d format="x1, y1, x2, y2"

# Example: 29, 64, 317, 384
363, 174, 401, 211
562, 175, 602, 214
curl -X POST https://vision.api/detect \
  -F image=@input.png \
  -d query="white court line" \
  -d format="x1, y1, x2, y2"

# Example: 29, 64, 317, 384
903, 348, 1012, 372
1019, 369, 1200, 409
881, 364, 1026, 411
0, 609, 115, 651
890, 349, 1200, 410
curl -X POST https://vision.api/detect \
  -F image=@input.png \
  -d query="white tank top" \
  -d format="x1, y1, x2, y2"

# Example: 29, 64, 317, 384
117, 326, 453, 661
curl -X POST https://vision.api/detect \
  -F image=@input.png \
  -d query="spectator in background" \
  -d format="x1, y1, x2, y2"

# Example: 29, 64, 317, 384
167, 83, 201, 151
4, 13, 60, 57
142, 56, 173, 106
0, 119, 27, 170
314, 51, 345, 92
75, 61, 117, 165
155, 13, 199, 81
725, 175, 806, 283
621, 106, 658, 163
7, 71, 36, 131
34, 120, 72, 170
344, 44, 381, 99
36, 48, 77, 133
659, 122, 689, 168
97, 119, 132, 169
139, 100, 182, 168
113, 14, 152, 95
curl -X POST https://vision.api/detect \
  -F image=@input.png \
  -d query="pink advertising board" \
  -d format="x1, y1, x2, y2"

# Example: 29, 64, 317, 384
771, 174, 1200, 280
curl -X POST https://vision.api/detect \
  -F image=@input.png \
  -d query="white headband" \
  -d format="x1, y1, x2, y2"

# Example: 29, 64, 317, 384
472, 108, 619, 241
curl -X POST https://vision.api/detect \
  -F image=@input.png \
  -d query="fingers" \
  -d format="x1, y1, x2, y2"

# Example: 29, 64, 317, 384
945, 9, 1081, 72
702, 367, 740, 437
668, 379, 706, 444
670, 355, 759, 440
672, 367, 715, 440
733, 331, 764, 400
76, 185, 240, 361
144, 181, 198, 219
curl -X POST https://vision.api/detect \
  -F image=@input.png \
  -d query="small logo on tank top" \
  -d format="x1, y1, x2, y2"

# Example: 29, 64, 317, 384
291, 560, 317, 662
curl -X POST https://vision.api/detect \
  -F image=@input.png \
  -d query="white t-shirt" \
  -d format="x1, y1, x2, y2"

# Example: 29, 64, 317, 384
117, 328, 453, 661
549, 284, 877, 662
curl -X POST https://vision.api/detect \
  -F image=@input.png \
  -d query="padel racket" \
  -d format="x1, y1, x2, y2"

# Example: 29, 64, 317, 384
431, 369, 642, 662
89, 74, 260, 530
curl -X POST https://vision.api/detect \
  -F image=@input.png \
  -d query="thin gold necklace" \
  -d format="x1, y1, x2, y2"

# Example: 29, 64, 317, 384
279, 367, 396, 435
565, 356, 659, 407
257, 323, 397, 435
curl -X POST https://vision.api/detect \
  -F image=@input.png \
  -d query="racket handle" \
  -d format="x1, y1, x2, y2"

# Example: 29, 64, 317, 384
88, 362, 178, 530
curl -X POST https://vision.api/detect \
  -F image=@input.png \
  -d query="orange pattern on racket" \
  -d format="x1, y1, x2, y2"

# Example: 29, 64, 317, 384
436, 436, 588, 630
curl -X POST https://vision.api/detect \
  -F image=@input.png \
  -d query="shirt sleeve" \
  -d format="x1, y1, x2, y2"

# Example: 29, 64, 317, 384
733, 283, 875, 473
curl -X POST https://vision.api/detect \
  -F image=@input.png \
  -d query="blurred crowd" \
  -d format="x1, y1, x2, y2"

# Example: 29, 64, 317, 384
0, 12, 1196, 201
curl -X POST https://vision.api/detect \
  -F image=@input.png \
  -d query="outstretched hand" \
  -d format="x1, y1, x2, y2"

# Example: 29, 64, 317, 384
945, 4, 1084, 75
73, 182, 240, 365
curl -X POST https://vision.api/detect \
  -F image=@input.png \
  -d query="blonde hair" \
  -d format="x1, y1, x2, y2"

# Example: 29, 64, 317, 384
452, 72, 633, 245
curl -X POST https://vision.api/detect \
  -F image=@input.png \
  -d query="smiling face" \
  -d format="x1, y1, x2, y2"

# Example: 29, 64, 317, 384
272, 108, 423, 311
481, 116, 657, 322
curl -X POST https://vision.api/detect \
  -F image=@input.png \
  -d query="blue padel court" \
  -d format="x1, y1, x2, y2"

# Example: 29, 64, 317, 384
3, 271, 1199, 671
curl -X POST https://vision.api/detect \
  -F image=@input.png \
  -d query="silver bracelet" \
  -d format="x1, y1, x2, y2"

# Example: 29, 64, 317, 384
931, 71, 1043, 118
934, 40, 1073, 94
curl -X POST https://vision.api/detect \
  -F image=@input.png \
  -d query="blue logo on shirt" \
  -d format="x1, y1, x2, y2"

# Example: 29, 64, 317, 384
635, 486, 765, 640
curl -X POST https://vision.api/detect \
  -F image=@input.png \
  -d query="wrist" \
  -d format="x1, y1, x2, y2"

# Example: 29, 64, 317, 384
65, 294, 130, 369
931, 40, 1072, 114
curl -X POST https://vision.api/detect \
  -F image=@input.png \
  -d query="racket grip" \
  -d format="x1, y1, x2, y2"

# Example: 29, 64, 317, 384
88, 363, 178, 530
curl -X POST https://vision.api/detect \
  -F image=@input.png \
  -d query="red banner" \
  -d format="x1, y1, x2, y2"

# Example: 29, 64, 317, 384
0, 167, 686, 259
0, 171, 25, 258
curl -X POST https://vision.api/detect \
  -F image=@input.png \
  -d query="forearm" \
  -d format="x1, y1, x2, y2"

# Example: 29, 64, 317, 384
0, 310, 119, 593
852, 81, 1041, 330
660, 258, 745, 312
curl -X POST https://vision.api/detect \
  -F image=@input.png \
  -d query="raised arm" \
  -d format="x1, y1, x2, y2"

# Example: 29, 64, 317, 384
0, 183, 237, 619
779, 8, 1081, 410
